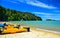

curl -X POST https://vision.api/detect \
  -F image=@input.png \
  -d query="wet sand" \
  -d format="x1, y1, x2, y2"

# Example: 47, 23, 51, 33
0, 27, 60, 38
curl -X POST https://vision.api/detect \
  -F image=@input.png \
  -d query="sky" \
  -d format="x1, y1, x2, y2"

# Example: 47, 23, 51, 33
0, 0, 60, 20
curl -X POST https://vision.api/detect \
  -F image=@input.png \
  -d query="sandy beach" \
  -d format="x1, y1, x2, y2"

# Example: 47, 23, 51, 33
0, 27, 60, 38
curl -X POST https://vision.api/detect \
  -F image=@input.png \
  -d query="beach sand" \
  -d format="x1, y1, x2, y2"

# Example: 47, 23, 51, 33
0, 27, 60, 38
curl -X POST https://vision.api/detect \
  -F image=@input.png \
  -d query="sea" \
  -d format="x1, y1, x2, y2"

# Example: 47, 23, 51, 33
0, 21, 60, 32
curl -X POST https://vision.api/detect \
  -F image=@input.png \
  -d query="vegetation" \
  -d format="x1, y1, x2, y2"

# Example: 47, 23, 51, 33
0, 6, 42, 21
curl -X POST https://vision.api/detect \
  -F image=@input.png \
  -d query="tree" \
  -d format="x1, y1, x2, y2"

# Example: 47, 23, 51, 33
0, 6, 42, 21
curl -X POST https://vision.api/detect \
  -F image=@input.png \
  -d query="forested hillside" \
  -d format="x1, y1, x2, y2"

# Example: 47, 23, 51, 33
0, 6, 42, 21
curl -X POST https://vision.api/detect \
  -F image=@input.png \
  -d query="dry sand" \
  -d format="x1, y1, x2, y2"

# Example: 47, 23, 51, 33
0, 27, 60, 38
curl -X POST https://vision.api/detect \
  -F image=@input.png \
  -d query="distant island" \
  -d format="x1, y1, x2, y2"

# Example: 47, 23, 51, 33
0, 6, 42, 21
46, 19, 56, 21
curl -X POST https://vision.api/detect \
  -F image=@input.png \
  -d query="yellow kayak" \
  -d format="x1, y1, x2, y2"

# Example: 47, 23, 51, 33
2, 25, 27, 34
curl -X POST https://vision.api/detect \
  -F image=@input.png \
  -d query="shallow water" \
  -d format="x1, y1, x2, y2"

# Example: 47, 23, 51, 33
8, 21, 60, 32
0, 21, 60, 32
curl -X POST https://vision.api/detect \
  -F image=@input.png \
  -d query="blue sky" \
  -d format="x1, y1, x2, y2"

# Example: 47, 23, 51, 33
0, 0, 60, 20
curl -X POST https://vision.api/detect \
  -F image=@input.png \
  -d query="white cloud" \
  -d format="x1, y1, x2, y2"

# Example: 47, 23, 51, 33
18, 0, 56, 9
2, 0, 19, 4
33, 12, 52, 15
3, 0, 57, 9
33, 12, 54, 20
32, 12, 60, 20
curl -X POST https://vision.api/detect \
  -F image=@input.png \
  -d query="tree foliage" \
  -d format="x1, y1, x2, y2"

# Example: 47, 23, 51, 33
0, 6, 42, 21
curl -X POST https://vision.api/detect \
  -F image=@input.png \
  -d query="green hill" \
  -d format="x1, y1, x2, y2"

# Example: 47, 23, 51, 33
0, 6, 42, 21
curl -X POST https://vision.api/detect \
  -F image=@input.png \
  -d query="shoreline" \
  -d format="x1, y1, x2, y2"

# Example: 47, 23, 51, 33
36, 28, 60, 34
0, 24, 60, 38
0, 22, 60, 34
30, 27, 60, 35
0, 27, 60, 38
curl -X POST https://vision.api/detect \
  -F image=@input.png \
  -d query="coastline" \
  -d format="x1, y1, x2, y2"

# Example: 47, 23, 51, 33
31, 27, 60, 34
0, 22, 8, 24
0, 22, 60, 38
0, 27, 60, 38
36, 28, 60, 34
0, 22, 60, 34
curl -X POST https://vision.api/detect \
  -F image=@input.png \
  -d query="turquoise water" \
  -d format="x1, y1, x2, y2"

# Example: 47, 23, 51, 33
9, 21, 60, 32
